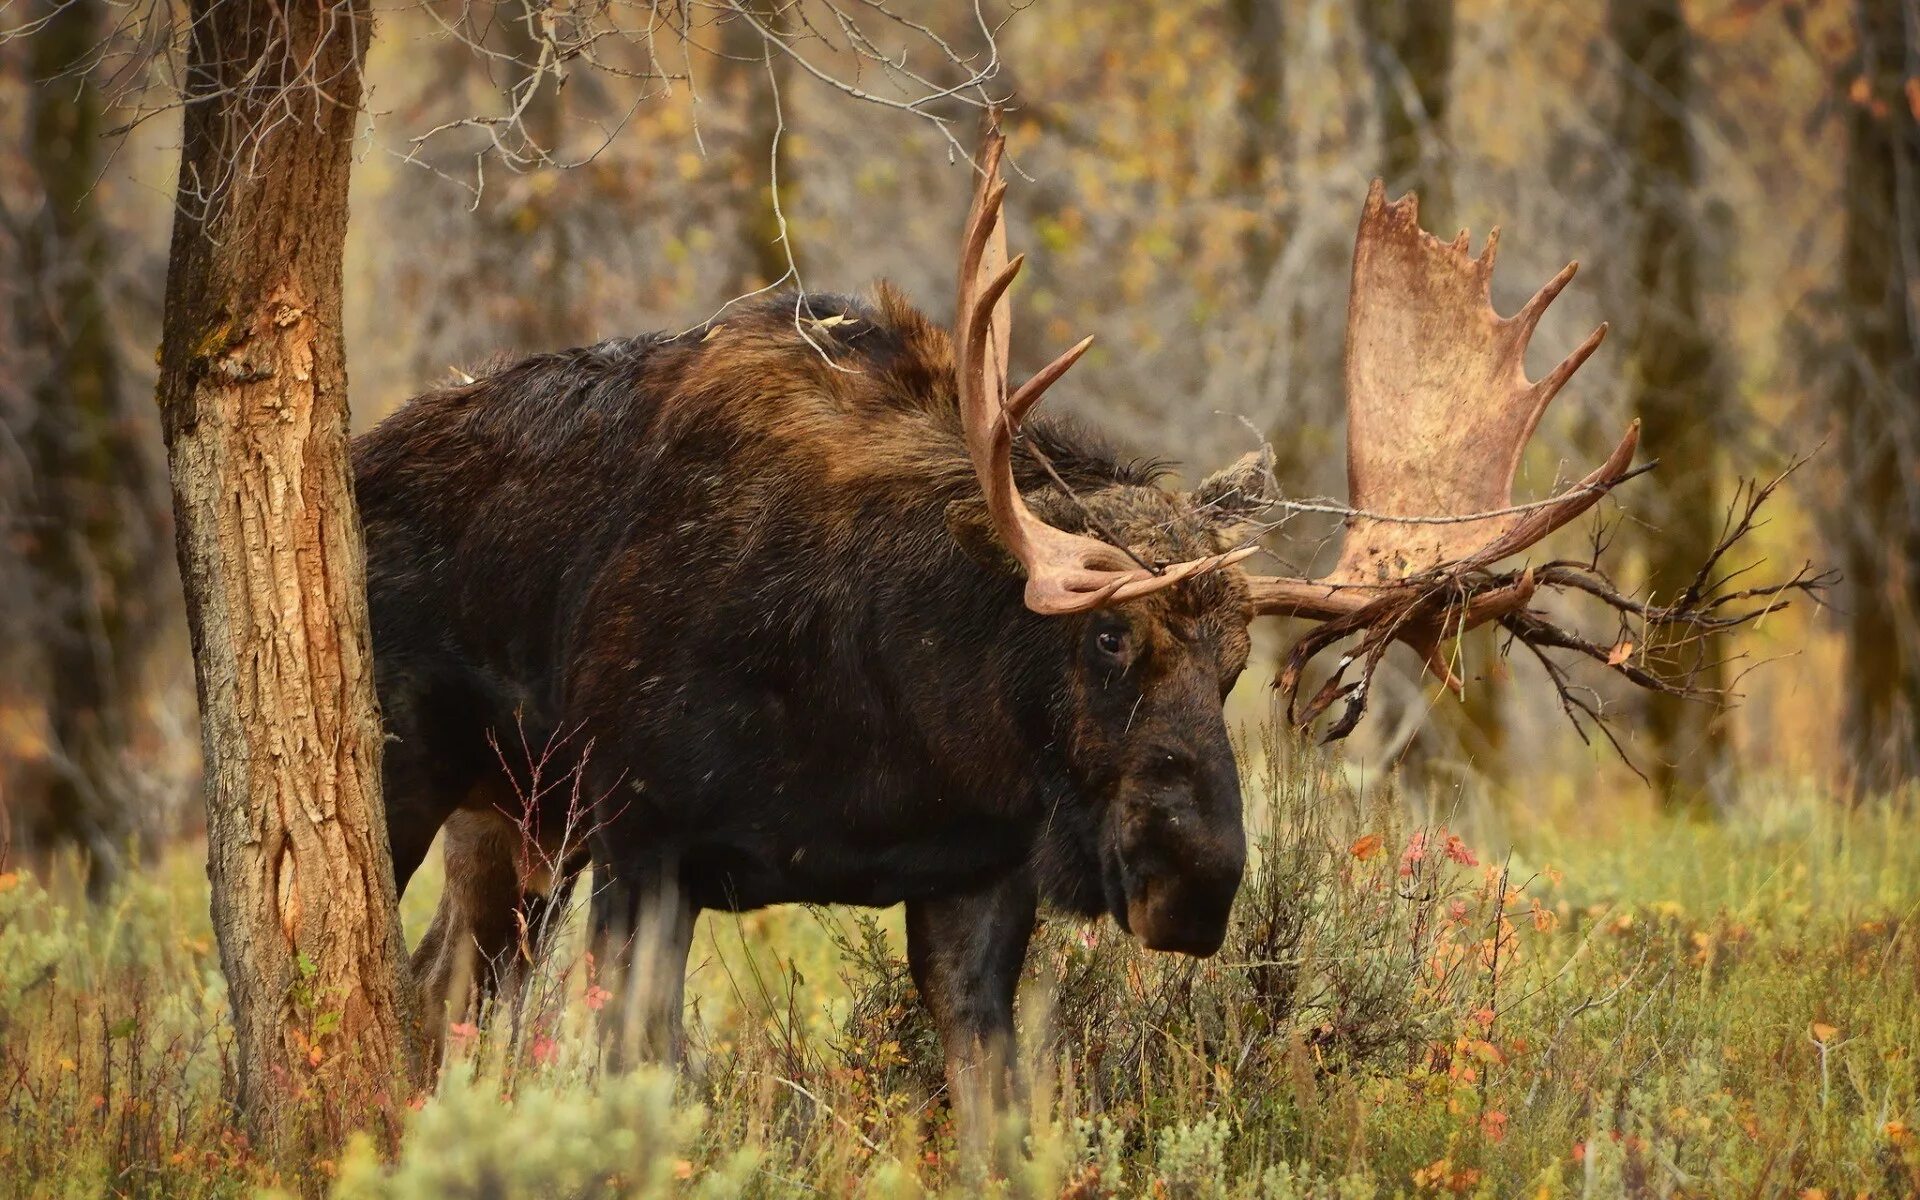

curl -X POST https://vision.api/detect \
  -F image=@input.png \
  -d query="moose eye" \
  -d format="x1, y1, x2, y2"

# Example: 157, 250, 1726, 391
1093, 626, 1129, 660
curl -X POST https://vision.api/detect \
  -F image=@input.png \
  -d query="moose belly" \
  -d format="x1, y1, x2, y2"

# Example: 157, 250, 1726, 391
679, 817, 1031, 912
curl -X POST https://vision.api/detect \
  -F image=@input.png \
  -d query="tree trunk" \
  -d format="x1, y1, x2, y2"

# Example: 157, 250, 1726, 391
1834, 0, 1920, 791
15, 0, 169, 891
1226, 0, 1285, 285
1359, 0, 1455, 224
154, 0, 421, 1160
1609, 0, 1725, 808
720, 0, 799, 290
486, 0, 573, 354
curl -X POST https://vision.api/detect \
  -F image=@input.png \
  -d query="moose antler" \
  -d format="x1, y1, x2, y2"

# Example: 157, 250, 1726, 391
1247, 183, 1639, 682
1248, 185, 1828, 746
955, 125, 1253, 615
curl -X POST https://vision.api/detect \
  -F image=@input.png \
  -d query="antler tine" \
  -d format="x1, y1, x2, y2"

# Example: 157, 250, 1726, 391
958, 131, 1007, 278
1513, 259, 1578, 341
953, 120, 1250, 616
963, 253, 1027, 382
1008, 335, 1094, 420
958, 183, 1010, 332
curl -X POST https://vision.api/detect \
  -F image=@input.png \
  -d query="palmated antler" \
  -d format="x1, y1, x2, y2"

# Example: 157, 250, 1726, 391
1247, 185, 1828, 746
955, 124, 1253, 615
1248, 184, 1638, 677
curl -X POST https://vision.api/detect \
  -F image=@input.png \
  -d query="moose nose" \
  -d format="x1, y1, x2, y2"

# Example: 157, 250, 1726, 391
1126, 869, 1236, 957
1120, 800, 1245, 958
1113, 735, 1247, 956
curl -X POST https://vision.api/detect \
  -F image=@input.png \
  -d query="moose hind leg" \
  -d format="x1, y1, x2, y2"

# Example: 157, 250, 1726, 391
413, 806, 583, 1060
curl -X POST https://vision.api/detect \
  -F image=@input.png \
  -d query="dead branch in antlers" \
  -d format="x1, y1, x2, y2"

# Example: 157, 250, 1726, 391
1243, 182, 1832, 765
1277, 457, 1832, 770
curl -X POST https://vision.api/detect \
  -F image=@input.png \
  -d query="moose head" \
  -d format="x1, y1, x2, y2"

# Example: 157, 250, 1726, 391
945, 125, 1814, 957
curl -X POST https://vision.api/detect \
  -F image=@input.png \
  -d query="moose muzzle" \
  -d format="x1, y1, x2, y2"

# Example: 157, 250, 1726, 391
1111, 755, 1247, 957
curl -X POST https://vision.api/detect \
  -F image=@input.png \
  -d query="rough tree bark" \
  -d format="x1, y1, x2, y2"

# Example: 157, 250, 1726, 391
17, 0, 168, 890
153, 0, 421, 1158
1609, 0, 1726, 807
1834, 0, 1920, 790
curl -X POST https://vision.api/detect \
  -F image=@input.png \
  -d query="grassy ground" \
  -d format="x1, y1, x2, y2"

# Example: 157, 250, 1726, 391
2, 734, 1916, 1198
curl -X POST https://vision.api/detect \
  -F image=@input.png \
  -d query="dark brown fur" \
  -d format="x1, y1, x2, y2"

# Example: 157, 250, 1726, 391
354, 286, 1271, 1089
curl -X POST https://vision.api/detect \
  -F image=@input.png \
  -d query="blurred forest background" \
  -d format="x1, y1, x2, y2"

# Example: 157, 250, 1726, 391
1, 0, 1914, 875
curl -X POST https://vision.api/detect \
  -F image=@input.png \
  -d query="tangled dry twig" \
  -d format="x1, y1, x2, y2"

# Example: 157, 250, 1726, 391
1274, 455, 1834, 773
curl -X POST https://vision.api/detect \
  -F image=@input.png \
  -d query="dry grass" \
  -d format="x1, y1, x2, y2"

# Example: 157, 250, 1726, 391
2, 723, 1917, 1198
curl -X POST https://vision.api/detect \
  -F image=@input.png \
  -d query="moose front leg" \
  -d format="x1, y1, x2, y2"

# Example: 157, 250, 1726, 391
906, 873, 1038, 1117
590, 859, 698, 1068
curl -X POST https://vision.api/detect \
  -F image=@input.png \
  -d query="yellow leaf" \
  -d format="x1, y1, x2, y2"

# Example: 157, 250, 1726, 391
0, 705, 48, 762
1811, 1022, 1839, 1044
1606, 640, 1634, 666
701, 324, 726, 343
0, 872, 17, 893
1349, 833, 1383, 861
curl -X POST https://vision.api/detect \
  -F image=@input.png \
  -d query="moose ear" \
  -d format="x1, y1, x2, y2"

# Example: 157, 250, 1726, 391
1190, 446, 1278, 548
945, 497, 1022, 576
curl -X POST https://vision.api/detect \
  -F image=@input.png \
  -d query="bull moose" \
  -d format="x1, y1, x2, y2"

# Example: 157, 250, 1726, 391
354, 125, 1784, 1097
